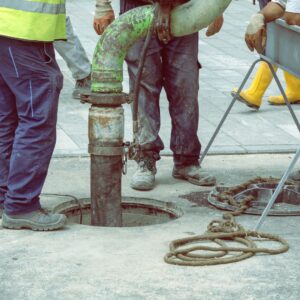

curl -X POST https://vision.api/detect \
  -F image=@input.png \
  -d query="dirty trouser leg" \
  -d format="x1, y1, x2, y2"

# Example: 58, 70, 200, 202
0, 37, 63, 215
54, 16, 91, 80
163, 33, 201, 167
126, 36, 164, 160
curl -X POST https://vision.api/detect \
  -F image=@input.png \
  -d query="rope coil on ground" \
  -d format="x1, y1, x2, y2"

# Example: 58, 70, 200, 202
164, 178, 290, 266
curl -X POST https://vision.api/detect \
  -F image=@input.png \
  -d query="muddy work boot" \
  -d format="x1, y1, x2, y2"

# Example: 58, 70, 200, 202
72, 74, 91, 99
172, 165, 216, 186
131, 158, 157, 191
2, 209, 67, 231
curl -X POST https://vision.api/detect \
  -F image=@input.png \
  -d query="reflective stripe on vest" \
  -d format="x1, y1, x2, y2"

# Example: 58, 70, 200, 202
0, 0, 65, 14
0, 0, 66, 41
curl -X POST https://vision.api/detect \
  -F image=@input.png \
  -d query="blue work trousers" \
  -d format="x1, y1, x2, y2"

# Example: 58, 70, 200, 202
0, 36, 63, 215
126, 33, 201, 167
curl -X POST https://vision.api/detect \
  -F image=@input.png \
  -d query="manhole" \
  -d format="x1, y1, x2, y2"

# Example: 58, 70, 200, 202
208, 183, 300, 216
53, 197, 183, 227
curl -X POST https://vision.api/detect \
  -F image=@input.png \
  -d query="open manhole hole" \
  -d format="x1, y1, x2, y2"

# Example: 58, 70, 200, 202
53, 197, 183, 227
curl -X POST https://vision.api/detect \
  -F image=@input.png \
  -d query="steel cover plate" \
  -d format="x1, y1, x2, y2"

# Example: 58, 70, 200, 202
208, 183, 300, 216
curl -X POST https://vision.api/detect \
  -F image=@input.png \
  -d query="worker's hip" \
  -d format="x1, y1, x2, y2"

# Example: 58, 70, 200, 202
0, 35, 63, 88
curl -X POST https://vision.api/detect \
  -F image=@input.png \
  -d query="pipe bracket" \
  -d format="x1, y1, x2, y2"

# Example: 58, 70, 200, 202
88, 144, 124, 156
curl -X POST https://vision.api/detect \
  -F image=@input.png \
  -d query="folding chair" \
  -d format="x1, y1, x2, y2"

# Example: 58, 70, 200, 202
199, 19, 300, 230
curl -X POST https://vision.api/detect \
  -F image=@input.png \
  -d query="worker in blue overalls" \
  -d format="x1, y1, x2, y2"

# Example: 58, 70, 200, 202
0, 0, 67, 230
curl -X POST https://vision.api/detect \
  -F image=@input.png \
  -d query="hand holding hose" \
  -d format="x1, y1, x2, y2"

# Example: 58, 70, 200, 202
93, 11, 115, 35
94, 0, 115, 35
206, 15, 224, 37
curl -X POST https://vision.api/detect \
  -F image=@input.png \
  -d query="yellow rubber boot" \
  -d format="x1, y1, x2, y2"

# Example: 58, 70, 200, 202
268, 71, 300, 105
231, 62, 275, 110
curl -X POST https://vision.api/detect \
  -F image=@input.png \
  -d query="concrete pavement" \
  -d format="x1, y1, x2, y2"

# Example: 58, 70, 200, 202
1, 154, 300, 300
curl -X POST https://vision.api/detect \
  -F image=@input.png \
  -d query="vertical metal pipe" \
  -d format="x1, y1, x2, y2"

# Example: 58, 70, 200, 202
88, 105, 124, 226
90, 155, 122, 226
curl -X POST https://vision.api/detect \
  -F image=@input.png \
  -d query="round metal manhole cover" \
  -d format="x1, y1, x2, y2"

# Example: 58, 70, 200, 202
53, 197, 183, 227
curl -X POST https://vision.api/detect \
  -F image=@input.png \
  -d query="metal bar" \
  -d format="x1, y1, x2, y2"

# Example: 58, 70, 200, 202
265, 61, 300, 133
199, 59, 261, 166
254, 148, 300, 231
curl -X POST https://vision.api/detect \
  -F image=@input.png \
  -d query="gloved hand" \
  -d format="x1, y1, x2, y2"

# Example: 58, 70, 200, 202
245, 13, 266, 54
94, 0, 115, 35
206, 15, 224, 37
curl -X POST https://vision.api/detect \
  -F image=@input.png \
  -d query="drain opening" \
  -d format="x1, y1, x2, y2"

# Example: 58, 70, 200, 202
54, 197, 183, 227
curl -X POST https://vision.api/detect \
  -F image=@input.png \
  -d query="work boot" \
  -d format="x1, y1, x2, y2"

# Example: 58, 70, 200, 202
172, 165, 216, 186
131, 158, 157, 191
72, 74, 91, 100
2, 208, 67, 231
268, 72, 300, 105
231, 62, 274, 110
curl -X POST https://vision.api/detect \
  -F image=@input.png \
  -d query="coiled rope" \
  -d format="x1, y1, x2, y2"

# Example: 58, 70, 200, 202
164, 178, 290, 266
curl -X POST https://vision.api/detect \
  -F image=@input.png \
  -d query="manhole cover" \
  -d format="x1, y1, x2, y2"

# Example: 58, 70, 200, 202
53, 197, 183, 227
208, 183, 300, 216
180, 191, 212, 207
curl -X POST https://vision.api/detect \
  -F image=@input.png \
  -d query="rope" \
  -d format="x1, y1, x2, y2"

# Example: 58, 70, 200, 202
164, 178, 290, 266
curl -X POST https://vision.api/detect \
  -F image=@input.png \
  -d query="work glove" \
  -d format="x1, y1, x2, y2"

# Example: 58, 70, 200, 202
245, 13, 266, 54
94, 0, 115, 35
206, 15, 224, 37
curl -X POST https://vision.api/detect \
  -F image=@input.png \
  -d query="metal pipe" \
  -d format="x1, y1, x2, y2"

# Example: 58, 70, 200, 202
88, 104, 124, 226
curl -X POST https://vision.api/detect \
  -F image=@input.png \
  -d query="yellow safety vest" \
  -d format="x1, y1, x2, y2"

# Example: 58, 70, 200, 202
0, 0, 66, 42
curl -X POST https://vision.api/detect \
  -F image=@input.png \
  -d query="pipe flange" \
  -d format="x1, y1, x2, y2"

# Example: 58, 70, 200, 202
81, 92, 129, 106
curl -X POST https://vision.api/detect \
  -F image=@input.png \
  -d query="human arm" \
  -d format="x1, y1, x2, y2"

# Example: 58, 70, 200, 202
94, 0, 115, 35
284, 12, 300, 25
284, 0, 300, 25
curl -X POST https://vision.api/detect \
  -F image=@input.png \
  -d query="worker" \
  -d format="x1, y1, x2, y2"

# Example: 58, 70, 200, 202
245, 0, 300, 181
94, 0, 223, 190
0, 0, 67, 230
232, 0, 300, 110
54, 16, 91, 100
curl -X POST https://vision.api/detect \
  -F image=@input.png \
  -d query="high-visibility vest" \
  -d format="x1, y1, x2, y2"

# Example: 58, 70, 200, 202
0, 0, 66, 42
